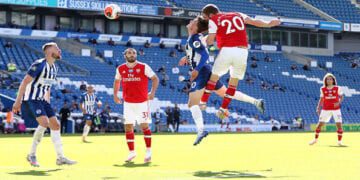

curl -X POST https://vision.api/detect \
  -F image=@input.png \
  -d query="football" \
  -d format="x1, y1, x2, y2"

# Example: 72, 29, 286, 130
104, 4, 121, 20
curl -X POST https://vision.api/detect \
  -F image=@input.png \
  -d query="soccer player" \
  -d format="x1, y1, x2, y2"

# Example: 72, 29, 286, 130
180, 17, 265, 146
113, 48, 159, 163
12, 42, 76, 167
80, 85, 102, 142
200, 4, 281, 119
309, 73, 344, 146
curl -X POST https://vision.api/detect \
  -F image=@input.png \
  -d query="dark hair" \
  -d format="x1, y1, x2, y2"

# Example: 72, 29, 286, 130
325, 76, 336, 86
202, 4, 219, 16
197, 17, 208, 33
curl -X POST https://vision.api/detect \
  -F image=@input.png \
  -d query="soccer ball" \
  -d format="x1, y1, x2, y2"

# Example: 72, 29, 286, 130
104, 4, 121, 20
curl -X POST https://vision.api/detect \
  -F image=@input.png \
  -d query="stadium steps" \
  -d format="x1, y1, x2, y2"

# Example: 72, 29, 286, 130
54, 38, 97, 57
283, 51, 315, 66
295, 0, 341, 22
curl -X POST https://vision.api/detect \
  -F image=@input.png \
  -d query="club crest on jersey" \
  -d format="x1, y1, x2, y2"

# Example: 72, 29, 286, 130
31, 66, 37, 71
36, 109, 42, 114
128, 69, 134, 73
136, 69, 140, 73
193, 41, 201, 48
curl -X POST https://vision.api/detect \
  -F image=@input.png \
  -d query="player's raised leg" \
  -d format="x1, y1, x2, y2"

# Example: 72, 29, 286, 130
124, 124, 136, 162
49, 116, 76, 165
140, 123, 152, 163
214, 86, 265, 114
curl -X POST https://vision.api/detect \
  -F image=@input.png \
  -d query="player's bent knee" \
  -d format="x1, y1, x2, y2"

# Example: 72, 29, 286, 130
125, 124, 134, 132
140, 123, 149, 130
36, 116, 49, 128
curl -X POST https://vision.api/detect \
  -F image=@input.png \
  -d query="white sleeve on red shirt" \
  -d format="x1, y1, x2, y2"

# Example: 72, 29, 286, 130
144, 64, 155, 78
115, 67, 121, 80
338, 87, 343, 96
238, 12, 249, 20
320, 88, 323, 97
208, 19, 217, 34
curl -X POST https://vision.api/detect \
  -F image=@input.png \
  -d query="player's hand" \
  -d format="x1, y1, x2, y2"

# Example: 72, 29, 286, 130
148, 92, 155, 100
334, 102, 340, 108
12, 101, 21, 113
316, 107, 321, 116
178, 56, 188, 66
268, 19, 281, 27
114, 96, 122, 104
190, 70, 199, 81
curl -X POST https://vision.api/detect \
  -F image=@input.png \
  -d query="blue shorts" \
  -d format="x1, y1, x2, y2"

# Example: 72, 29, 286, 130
190, 65, 223, 93
83, 114, 95, 121
24, 100, 55, 118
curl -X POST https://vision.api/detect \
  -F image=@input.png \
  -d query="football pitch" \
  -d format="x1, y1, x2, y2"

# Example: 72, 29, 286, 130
0, 132, 359, 179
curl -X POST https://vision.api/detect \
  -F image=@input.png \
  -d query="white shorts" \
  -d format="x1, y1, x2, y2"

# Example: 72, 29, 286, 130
123, 101, 152, 125
319, 109, 342, 123
212, 47, 248, 80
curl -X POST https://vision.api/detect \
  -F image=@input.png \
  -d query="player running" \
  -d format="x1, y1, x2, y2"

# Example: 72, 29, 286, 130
12, 42, 76, 167
200, 4, 281, 119
180, 16, 265, 146
309, 73, 344, 146
113, 48, 159, 163
80, 85, 102, 143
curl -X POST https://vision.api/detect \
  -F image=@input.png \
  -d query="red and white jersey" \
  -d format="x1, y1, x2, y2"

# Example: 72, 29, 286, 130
115, 62, 155, 103
320, 86, 343, 110
209, 12, 248, 49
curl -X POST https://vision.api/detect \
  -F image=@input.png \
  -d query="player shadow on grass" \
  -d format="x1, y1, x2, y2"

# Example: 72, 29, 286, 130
193, 170, 267, 179
113, 162, 158, 168
328, 145, 348, 148
9, 169, 62, 176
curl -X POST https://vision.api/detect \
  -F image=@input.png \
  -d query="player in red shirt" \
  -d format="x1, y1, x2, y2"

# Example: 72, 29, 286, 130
200, 4, 280, 119
113, 48, 159, 163
309, 73, 344, 146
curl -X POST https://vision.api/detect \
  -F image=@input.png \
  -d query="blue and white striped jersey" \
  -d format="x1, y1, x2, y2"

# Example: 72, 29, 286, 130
80, 93, 99, 114
23, 58, 58, 101
185, 33, 209, 71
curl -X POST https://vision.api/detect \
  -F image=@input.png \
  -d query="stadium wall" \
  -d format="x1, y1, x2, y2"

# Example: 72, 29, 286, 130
334, 33, 360, 53
283, 33, 334, 56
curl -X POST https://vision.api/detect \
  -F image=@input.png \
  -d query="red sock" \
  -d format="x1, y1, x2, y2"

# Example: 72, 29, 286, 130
315, 128, 321, 139
337, 128, 343, 141
221, 85, 236, 109
126, 131, 135, 151
201, 80, 217, 103
143, 128, 152, 148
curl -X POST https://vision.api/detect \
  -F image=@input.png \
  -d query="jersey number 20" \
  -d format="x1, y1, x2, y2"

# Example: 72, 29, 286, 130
221, 16, 245, 35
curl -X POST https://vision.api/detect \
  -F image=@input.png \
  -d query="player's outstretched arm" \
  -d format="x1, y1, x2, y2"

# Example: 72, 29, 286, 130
113, 79, 122, 104
245, 17, 281, 28
13, 75, 33, 113
148, 75, 159, 100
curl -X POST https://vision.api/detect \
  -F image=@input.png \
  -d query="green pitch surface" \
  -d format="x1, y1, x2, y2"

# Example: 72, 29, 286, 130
0, 132, 359, 179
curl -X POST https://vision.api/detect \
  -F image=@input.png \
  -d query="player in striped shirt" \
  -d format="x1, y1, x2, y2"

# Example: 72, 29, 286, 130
12, 42, 76, 167
80, 85, 102, 142
179, 17, 264, 145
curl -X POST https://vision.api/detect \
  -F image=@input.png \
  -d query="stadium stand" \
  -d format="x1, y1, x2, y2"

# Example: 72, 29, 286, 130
305, 0, 360, 23
1, 37, 359, 126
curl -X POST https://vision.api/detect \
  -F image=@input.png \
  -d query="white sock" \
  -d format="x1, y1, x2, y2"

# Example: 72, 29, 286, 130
190, 105, 204, 135
169, 125, 174, 133
51, 130, 64, 159
233, 91, 257, 105
82, 124, 90, 137
30, 125, 46, 156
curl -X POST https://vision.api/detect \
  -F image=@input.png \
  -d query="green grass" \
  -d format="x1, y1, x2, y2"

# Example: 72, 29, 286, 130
0, 132, 359, 179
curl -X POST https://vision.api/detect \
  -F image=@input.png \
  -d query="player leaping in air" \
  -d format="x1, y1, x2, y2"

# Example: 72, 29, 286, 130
309, 73, 345, 146
200, 4, 281, 119
179, 16, 265, 146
